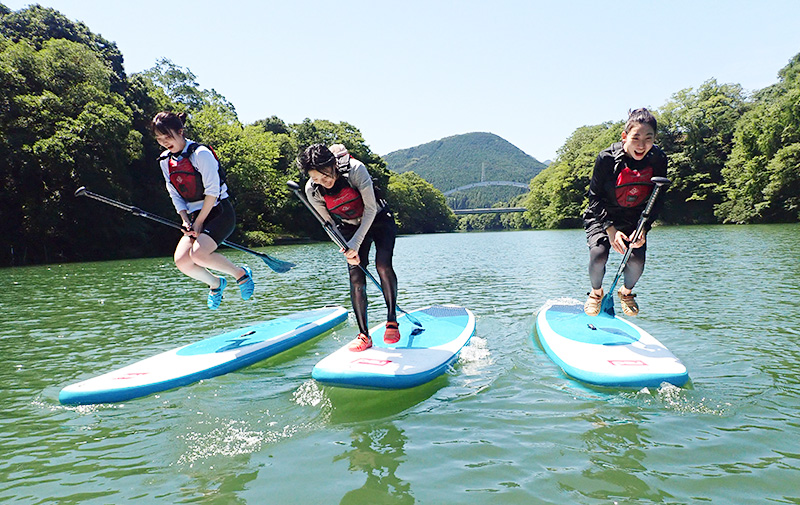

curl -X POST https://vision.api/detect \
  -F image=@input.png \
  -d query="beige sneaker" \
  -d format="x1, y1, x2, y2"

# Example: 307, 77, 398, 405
618, 290, 639, 316
584, 292, 603, 316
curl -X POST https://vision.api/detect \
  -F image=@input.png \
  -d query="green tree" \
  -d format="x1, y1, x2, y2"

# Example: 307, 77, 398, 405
387, 171, 457, 234
717, 54, 800, 223
0, 35, 142, 265
658, 79, 746, 223
523, 122, 621, 229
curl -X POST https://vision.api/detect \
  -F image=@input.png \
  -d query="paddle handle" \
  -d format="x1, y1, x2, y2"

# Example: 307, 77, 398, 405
607, 177, 671, 297
74, 187, 294, 272
286, 181, 351, 251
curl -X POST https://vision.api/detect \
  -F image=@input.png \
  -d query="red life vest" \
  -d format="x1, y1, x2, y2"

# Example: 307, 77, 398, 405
615, 165, 654, 207
323, 181, 364, 219
161, 143, 225, 203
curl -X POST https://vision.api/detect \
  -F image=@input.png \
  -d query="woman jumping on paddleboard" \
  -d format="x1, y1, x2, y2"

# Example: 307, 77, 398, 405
583, 108, 668, 317
297, 144, 399, 352
151, 111, 254, 310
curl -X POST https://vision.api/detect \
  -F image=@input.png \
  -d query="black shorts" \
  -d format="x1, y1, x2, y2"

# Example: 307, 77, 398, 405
584, 218, 646, 252
190, 198, 235, 246
338, 209, 396, 267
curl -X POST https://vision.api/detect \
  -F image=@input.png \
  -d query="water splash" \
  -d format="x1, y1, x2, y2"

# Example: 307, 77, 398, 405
458, 336, 493, 374
620, 382, 731, 416
292, 379, 330, 409
178, 418, 270, 466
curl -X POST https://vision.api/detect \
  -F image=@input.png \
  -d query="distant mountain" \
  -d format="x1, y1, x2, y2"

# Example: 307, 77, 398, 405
383, 132, 546, 193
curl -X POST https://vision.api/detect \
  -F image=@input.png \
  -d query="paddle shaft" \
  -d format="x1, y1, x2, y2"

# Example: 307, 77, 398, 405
74, 187, 293, 273
606, 177, 671, 299
286, 180, 423, 328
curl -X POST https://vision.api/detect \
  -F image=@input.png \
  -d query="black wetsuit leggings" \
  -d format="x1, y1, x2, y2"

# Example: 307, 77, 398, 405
339, 211, 398, 334
586, 222, 646, 291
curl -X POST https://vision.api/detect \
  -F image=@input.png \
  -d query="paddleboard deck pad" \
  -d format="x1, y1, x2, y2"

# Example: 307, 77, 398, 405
535, 300, 688, 387
312, 305, 476, 389
59, 306, 348, 405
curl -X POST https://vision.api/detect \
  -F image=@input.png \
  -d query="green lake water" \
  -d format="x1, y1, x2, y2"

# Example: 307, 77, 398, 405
2, 224, 799, 504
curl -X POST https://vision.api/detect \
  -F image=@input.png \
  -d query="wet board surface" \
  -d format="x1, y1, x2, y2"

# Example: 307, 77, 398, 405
535, 300, 688, 388
313, 305, 476, 389
59, 306, 348, 405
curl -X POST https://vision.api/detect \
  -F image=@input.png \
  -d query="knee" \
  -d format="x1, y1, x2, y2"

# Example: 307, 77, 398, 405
174, 253, 194, 272
375, 261, 394, 278
188, 244, 212, 265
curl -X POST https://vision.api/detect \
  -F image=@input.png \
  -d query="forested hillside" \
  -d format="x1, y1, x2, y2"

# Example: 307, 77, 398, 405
385, 132, 545, 189
0, 4, 456, 267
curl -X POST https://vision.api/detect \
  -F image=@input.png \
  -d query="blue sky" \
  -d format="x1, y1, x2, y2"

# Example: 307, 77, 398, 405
5, 0, 800, 161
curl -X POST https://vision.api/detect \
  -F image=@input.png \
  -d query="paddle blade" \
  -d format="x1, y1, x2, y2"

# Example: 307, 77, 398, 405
261, 254, 295, 273
600, 293, 616, 317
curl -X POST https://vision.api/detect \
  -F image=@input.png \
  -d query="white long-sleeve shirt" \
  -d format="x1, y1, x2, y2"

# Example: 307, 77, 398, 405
159, 139, 229, 214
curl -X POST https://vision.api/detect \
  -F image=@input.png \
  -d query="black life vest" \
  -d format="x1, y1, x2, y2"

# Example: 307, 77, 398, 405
612, 146, 654, 208
159, 143, 225, 203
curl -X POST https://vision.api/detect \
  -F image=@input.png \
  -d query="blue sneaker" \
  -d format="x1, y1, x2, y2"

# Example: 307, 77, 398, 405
207, 277, 227, 310
237, 266, 254, 301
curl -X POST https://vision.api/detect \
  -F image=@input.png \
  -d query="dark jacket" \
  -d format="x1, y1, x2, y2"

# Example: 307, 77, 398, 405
583, 142, 668, 232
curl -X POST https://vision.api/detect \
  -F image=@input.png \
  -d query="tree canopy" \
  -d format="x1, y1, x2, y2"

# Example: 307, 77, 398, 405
0, 4, 456, 267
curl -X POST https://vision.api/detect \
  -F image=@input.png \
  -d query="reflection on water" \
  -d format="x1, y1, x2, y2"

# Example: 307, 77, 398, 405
335, 423, 414, 505
1, 224, 800, 504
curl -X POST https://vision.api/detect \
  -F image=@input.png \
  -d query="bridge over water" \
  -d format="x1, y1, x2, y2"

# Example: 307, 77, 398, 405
452, 207, 527, 215
445, 180, 530, 214
442, 180, 529, 195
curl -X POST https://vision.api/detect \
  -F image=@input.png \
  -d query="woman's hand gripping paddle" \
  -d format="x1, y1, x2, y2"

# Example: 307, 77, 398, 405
600, 177, 671, 317
74, 187, 295, 273
286, 180, 424, 335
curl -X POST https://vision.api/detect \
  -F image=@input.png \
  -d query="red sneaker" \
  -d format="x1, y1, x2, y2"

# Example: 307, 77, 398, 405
384, 321, 400, 344
348, 333, 372, 352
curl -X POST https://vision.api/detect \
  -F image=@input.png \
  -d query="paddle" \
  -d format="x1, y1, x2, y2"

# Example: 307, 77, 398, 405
600, 176, 671, 316
286, 180, 424, 333
74, 186, 295, 273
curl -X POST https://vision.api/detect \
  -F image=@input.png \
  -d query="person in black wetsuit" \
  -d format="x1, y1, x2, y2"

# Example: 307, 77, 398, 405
297, 144, 400, 352
583, 108, 668, 317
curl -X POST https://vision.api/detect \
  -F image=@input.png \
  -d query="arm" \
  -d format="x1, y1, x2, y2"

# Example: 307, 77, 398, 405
160, 158, 190, 218
585, 152, 613, 230
304, 180, 336, 225
343, 162, 379, 251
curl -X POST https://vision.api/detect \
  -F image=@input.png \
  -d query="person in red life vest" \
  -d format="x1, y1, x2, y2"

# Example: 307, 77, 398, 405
298, 144, 400, 352
583, 108, 668, 317
151, 111, 254, 310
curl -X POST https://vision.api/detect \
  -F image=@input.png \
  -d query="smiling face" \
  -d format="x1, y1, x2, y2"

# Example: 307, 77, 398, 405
308, 167, 338, 189
155, 128, 187, 154
621, 123, 655, 161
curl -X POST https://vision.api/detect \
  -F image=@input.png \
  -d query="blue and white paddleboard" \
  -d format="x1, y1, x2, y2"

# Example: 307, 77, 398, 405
59, 306, 348, 405
313, 305, 476, 389
535, 300, 688, 388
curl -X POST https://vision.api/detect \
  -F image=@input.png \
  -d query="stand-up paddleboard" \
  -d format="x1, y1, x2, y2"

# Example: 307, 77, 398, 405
535, 300, 688, 388
313, 305, 476, 389
59, 306, 348, 405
